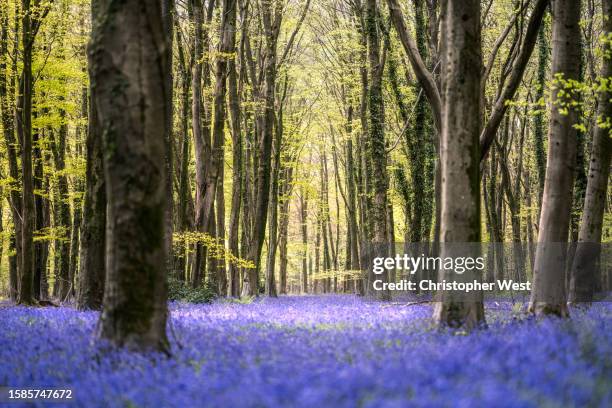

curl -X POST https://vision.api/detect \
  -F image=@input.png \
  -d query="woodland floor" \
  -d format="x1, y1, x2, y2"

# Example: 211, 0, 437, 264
0, 296, 611, 407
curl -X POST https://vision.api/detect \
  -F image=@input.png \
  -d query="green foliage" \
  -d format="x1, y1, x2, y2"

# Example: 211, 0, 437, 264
173, 231, 255, 270
167, 278, 216, 304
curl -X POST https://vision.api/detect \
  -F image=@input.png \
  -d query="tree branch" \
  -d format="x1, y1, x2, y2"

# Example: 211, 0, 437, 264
386, 0, 441, 133
479, 0, 548, 162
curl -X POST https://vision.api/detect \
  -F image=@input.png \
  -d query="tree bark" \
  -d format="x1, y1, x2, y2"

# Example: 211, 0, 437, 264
162, 0, 174, 277
0, 4, 21, 301
33, 123, 49, 300
190, 0, 215, 288
365, 0, 390, 300
17, 0, 36, 305
91, 0, 170, 351
529, 0, 581, 317
242, 0, 281, 297
300, 187, 308, 293
533, 23, 549, 203
433, 0, 485, 330
569, 0, 611, 304
76, 77, 106, 311
51, 112, 72, 301
227, 10, 242, 297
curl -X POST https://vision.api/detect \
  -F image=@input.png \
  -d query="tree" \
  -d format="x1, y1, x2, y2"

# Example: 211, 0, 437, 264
569, 0, 612, 304
209, 0, 237, 294
432, 0, 485, 329
17, 0, 51, 305
529, 0, 582, 317
76, 70, 105, 310
0, 0, 21, 301
90, 0, 170, 351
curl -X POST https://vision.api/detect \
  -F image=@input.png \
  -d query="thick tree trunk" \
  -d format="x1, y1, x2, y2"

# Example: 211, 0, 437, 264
433, 0, 485, 330
569, 0, 611, 304
91, 0, 169, 351
529, 0, 581, 317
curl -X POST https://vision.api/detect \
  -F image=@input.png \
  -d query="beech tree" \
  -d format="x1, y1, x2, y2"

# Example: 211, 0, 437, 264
432, 0, 485, 329
90, 0, 170, 351
569, 0, 611, 304
529, 0, 582, 317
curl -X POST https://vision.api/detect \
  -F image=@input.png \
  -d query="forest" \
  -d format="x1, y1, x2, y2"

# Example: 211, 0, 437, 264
0, 0, 611, 406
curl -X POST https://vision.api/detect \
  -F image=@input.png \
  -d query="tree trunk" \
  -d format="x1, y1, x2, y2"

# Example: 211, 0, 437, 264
529, 0, 581, 317
242, 0, 279, 297
0, 4, 21, 301
227, 14, 242, 297
51, 113, 72, 301
162, 0, 174, 277
190, 0, 215, 288
533, 23, 548, 203
76, 80, 106, 311
33, 122, 48, 300
91, 0, 169, 351
365, 0, 390, 300
278, 167, 293, 295
300, 188, 308, 293
175, 20, 191, 281
568, 0, 611, 304
207, 0, 237, 296
17, 0, 36, 305
433, 0, 485, 330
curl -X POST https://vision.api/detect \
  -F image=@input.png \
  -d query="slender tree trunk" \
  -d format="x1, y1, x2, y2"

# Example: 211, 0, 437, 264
76, 81, 106, 310
300, 188, 308, 293
175, 20, 191, 281
242, 0, 279, 297
51, 113, 72, 300
91, 0, 170, 351
17, 0, 36, 305
533, 23, 548, 204
162, 0, 174, 277
529, 0, 581, 317
365, 0, 390, 300
33, 121, 48, 300
190, 0, 215, 288
433, 0, 485, 329
278, 170, 292, 295
0, 4, 21, 301
227, 15, 242, 297
206, 0, 237, 296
